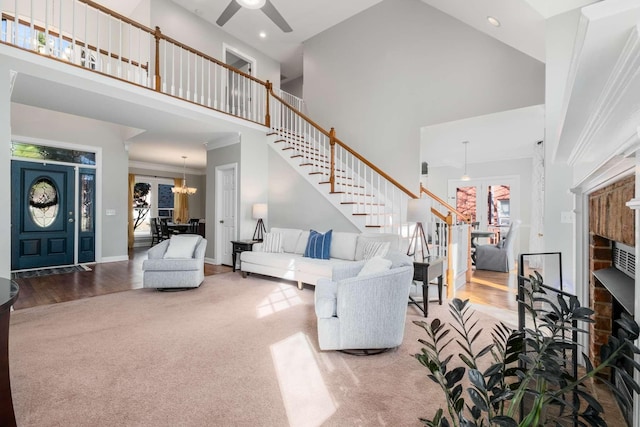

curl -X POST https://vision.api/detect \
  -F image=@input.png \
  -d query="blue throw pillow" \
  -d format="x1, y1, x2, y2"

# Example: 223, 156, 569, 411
304, 229, 332, 260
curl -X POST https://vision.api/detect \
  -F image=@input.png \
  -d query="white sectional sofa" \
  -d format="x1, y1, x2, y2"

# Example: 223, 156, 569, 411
240, 227, 400, 289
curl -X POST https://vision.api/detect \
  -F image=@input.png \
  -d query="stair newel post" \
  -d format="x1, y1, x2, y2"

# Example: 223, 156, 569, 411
329, 127, 336, 194
445, 212, 455, 299
154, 26, 162, 92
265, 80, 272, 128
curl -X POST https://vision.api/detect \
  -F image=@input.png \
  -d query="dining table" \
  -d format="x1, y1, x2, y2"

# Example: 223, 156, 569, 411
166, 222, 190, 234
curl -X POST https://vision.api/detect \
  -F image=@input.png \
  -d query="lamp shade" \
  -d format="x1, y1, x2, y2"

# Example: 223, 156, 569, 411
252, 203, 268, 220
406, 198, 431, 223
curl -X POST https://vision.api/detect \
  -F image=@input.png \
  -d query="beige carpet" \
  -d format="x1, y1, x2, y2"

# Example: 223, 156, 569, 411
8, 273, 504, 427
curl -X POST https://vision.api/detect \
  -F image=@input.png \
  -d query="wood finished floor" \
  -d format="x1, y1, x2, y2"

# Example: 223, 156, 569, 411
9, 251, 625, 425
11, 247, 232, 310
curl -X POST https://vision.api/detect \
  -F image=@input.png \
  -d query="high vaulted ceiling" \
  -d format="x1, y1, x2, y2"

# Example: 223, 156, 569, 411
163, 0, 600, 82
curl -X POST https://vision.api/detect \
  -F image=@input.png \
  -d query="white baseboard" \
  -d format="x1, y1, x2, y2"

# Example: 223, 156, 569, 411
204, 257, 218, 265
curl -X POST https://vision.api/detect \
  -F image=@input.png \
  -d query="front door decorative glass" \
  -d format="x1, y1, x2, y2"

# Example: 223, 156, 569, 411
28, 177, 59, 228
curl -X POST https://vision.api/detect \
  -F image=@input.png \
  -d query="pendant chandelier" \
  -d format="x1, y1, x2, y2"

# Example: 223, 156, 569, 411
172, 156, 197, 195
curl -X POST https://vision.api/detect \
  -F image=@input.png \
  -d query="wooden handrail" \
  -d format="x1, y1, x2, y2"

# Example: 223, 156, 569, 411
420, 183, 470, 223
270, 89, 418, 200
78, 0, 154, 34
2, 13, 148, 69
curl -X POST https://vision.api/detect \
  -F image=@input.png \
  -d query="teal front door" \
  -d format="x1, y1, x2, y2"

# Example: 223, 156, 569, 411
11, 161, 76, 270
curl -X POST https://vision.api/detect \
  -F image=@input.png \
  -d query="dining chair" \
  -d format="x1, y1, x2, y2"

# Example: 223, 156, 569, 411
187, 218, 200, 234
150, 218, 162, 246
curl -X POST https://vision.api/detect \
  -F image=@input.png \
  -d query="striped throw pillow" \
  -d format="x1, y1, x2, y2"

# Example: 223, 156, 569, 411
303, 229, 333, 260
362, 241, 391, 260
262, 232, 283, 253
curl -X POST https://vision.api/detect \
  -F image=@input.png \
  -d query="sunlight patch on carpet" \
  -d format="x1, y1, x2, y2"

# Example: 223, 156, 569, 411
256, 283, 303, 318
271, 332, 336, 426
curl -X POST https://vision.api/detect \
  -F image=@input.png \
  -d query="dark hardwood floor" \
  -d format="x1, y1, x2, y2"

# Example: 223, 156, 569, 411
11, 247, 232, 310
12, 248, 516, 312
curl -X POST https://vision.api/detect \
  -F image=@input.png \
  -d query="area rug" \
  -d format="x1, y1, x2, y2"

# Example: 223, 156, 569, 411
8, 273, 505, 427
11, 264, 92, 279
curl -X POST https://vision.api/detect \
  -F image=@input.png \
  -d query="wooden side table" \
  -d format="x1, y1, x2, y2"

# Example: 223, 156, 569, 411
231, 240, 259, 272
410, 256, 444, 317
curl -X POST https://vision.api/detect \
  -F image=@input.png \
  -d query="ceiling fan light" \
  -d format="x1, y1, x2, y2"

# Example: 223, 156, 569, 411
237, 0, 266, 10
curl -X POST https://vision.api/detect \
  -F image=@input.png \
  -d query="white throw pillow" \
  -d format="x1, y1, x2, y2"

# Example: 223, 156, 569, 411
164, 235, 201, 259
262, 232, 283, 253
361, 241, 391, 260
357, 256, 392, 277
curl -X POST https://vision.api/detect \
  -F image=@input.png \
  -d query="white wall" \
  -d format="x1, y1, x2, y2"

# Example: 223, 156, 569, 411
282, 76, 303, 99
239, 128, 269, 239
544, 10, 582, 288
150, 0, 280, 88
10, 103, 129, 261
268, 149, 359, 232
303, 0, 545, 193
430, 157, 533, 256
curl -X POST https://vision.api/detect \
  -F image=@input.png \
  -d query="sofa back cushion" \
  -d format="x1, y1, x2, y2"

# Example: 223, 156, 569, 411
270, 228, 302, 253
329, 232, 359, 261
355, 233, 401, 260
294, 230, 310, 254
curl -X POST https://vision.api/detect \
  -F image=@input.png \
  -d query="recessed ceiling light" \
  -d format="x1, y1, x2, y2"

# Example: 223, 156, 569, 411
259, 31, 267, 38
487, 16, 501, 27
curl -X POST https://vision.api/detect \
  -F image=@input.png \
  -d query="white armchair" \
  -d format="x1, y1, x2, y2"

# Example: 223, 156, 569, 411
142, 235, 207, 289
314, 251, 414, 353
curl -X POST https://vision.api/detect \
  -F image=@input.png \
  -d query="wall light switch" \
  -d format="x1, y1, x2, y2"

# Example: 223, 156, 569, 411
106, 209, 116, 216
560, 211, 574, 223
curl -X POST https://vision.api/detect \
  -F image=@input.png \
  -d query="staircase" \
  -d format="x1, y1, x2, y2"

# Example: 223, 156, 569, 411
0, 0, 472, 294
268, 91, 416, 236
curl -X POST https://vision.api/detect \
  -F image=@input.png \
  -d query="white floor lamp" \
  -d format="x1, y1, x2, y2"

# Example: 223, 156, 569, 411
407, 198, 431, 261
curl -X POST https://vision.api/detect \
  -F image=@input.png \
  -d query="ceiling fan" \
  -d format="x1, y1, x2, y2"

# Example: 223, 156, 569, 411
216, 0, 293, 33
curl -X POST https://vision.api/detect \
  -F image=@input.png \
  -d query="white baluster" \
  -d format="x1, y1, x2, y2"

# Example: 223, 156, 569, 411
207, 61, 211, 107
12, 0, 17, 44
28, 0, 35, 49
58, 0, 63, 58
179, 47, 183, 98
71, 0, 76, 62
84, 2, 88, 68
171, 43, 175, 95
107, 15, 112, 75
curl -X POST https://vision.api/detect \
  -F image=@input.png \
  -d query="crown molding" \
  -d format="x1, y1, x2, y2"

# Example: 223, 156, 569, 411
568, 24, 640, 166
128, 160, 205, 175
206, 133, 240, 150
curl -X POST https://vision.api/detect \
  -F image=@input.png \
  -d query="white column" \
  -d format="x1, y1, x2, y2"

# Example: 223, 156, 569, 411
625, 151, 640, 427
0, 66, 12, 277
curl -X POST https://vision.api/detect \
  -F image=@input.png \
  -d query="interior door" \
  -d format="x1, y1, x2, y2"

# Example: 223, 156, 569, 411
11, 161, 75, 270
217, 165, 237, 266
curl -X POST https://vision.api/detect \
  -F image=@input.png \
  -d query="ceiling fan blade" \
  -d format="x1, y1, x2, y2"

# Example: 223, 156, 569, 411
216, 0, 242, 27
261, 0, 292, 33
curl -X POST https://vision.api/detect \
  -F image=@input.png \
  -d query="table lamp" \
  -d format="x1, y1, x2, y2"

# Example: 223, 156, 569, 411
252, 203, 268, 241
406, 198, 431, 261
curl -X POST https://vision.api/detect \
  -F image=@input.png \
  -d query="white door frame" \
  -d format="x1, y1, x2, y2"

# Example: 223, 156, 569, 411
215, 162, 238, 265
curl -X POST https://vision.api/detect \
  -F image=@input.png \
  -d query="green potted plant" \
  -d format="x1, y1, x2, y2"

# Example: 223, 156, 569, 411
414, 271, 640, 426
